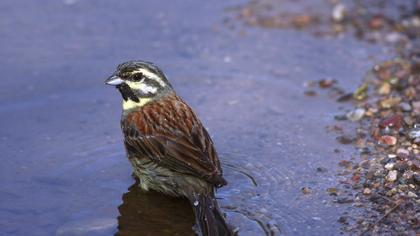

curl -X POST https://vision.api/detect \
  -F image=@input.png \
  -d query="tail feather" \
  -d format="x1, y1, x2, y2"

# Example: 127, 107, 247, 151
189, 192, 233, 236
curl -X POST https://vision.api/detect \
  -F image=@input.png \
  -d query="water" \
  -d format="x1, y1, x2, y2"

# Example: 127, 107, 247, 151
0, 0, 389, 235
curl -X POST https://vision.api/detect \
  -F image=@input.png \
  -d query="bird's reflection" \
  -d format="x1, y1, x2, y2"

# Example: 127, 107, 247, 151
115, 182, 195, 236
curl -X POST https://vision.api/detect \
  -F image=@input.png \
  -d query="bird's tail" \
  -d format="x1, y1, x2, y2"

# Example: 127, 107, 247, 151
188, 192, 233, 236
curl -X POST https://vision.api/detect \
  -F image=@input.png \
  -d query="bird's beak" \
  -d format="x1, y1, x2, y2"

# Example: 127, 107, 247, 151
105, 75, 124, 86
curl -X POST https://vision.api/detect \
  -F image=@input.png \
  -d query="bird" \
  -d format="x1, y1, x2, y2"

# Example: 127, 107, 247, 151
105, 60, 233, 236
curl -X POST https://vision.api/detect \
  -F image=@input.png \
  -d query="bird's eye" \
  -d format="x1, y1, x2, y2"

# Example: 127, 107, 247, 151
131, 72, 144, 82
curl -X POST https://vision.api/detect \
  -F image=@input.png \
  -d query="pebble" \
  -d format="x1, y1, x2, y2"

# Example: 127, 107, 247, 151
384, 163, 394, 170
337, 135, 354, 144
346, 108, 365, 121
402, 170, 414, 180
379, 114, 402, 129
400, 102, 412, 112
332, 4, 346, 22
408, 127, 420, 139
327, 188, 338, 196
379, 135, 397, 146
336, 197, 354, 204
363, 188, 372, 195
387, 154, 397, 159
377, 82, 391, 95
407, 191, 418, 198
387, 170, 398, 182
412, 101, 420, 114
301, 187, 312, 194
396, 148, 410, 159
380, 97, 401, 109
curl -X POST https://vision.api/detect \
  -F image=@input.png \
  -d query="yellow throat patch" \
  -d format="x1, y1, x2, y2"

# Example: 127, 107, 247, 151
123, 98, 151, 110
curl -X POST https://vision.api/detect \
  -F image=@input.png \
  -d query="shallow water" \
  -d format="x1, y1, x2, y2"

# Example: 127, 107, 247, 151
0, 0, 389, 235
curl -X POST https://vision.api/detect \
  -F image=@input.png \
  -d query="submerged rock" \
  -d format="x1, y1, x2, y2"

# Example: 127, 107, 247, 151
346, 108, 365, 122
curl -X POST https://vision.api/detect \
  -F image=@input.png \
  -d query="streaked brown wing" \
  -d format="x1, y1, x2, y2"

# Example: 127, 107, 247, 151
122, 100, 226, 187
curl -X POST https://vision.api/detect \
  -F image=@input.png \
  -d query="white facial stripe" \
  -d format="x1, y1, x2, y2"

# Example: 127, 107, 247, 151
125, 81, 158, 94
132, 68, 166, 87
139, 84, 158, 94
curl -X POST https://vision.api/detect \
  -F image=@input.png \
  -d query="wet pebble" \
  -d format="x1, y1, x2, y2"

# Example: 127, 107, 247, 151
335, 197, 354, 204
407, 191, 418, 198
318, 79, 336, 88
400, 102, 412, 112
379, 135, 397, 146
301, 187, 312, 194
380, 97, 401, 109
386, 170, 398, 182
316, 167, 328, 172
327, 188, 338, 196
332, 4, 346, 22
379, 114, 402, 129
396, 148, 410, 159
408, 127, 420, 139
384, 163, 394, 170
377, 82, 391, 95
336, 135, 354, 144
363, 188, 372, 195
346, 108, 365, 122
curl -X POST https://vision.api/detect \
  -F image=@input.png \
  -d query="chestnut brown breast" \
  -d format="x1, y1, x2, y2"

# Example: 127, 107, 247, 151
121, 93, 227, 187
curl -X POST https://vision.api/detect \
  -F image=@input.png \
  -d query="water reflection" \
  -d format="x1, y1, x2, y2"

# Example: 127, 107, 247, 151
116, 183, 195, 236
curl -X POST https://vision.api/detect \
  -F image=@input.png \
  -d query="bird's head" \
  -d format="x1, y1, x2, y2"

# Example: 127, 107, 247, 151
105, 60, 173, 110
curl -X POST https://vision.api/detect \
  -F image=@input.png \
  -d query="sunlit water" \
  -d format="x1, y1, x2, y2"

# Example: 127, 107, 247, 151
0, 0, 389, 235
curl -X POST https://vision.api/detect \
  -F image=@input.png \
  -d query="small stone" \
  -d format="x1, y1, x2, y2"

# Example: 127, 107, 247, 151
346, 108, 365, 122
377, 82, 391, 95
353, 83, 368, 100
337, 93, 353, 102
384, 163, 394, 170
404, 116, 414, 126
387, 170, 398, 182
336, 197, 354, 204
387, 154, 397, 159
337, 216, 348, 224
412, 101, 420, 114
301, 187, 312, 194
400, 102, 412, 112
316, 167, 328, 173
414, 174, 420, 184
407, 191, 418, 198
379, 114, 403, 129
386, 188, 397, 196
380, 97, 401, 109
334, 114, 347, 121
385, 32, 402, 43
332, 4, 346, 22
327, 187, 338, 196
402, 170, 414, 180
369, 15, 385, 29
363, 188, 372, 195
304, 90, 317, 96
394, 161, 409, 171
379, 135, 397, 146
396, 148, 410, 159
408, 127, 420, 139
318, 79, 336, 88
336, 135, 354, 144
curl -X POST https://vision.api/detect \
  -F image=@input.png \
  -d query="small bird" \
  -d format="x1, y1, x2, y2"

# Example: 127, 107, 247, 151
105, 60, 232, 236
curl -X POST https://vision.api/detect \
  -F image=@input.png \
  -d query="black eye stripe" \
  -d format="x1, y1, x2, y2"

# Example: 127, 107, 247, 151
130, 72, 143, 81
